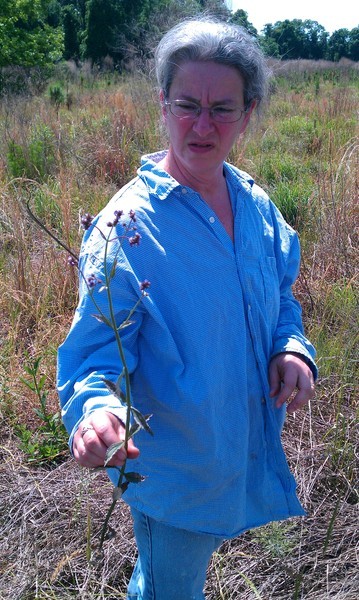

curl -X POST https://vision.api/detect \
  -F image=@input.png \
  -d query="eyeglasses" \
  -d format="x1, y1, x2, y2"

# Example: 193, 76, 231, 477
164, 99, 249, 123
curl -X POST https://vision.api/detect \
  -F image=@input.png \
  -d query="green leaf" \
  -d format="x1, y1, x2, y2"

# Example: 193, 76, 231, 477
124, 472, 146, 484
130, 408, 153, 436
91, 313, 111, 326
20, 376, 36, 391
33, 357, 41, 372
104, 441, 125, 466
112, 481, 129, 501
38, 375, 47, 390
109, 258, 118, 280
128, 422, 141, 437
119, 319, 135, 330
121, 481, 129, 494
103, 377, 126, 402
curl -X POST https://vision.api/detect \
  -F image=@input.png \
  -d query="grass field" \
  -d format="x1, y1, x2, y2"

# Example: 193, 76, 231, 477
0, 58, 358, 599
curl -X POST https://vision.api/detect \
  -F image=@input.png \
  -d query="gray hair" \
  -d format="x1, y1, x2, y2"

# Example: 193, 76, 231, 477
155, 18, 270, 109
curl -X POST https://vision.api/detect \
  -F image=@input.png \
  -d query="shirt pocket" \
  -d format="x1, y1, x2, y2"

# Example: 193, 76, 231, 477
243, 255, 280, 330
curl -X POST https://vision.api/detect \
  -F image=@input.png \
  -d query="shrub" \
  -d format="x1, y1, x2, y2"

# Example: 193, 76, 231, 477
6, 123, 57, 181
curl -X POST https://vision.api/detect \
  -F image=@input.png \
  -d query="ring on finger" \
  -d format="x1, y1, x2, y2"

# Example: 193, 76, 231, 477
81, 425, 95, 438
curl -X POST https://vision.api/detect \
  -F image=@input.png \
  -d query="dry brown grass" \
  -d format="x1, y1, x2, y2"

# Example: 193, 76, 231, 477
0, 395, 357, 599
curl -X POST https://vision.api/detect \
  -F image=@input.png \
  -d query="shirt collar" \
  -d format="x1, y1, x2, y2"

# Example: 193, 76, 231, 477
138, 151, 255, 201
138, 151, 181, 201
224, 162, 254, 192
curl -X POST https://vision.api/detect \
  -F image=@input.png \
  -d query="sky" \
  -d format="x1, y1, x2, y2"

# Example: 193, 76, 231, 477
226, 1, 358, 34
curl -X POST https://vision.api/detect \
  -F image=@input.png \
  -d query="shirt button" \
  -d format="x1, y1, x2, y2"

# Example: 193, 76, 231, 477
209, 216, 215, 223
261, 397, 265, 404
181, 188, 187, 194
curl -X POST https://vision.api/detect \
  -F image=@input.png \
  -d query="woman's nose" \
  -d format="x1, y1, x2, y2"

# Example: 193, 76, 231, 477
192, 108, 215, 136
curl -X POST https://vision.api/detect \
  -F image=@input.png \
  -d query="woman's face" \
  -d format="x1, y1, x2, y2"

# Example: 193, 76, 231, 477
161, 61, 253, 180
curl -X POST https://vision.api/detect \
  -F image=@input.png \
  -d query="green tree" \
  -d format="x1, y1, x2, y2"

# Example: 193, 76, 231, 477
327, 28, 353, 61
82, 0, 227, 66
301, 19, 328, 59
0, 0, 64, 67
229, 9, 257, 36
82, 0, 120, 62
62, 4, 82, 60
0, 0, 63, 67
199, 0, 230, 18
110, 0, 152, 63
259, 28, 280, 58
262, 19, 328, 60
46, 0, 62, 27
60, 0, 86, 25
348, 27, 359, 61
82, 0, 163, 64
268, 20, 306, 59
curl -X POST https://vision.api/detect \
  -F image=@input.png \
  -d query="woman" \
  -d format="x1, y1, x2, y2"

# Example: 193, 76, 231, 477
58, 17, 317, 599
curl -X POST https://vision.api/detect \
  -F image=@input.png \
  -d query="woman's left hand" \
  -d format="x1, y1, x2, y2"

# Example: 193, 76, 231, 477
269, 352, 315, 413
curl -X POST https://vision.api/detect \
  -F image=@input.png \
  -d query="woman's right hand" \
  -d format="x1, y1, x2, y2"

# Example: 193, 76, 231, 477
72, 409, 140, 468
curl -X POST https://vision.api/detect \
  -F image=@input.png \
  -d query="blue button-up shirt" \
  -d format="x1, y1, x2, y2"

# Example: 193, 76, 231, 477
58, 152, 317, 537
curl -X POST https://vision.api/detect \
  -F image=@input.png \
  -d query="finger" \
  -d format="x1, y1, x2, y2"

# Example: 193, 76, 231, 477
94, 412, 126, 447
73, 430, 109, 467
89, 429, 129, 467
78, 415, 140, 467
74, 431, 130, 468
73, 419, 127, 467
268, 362, 282, 398
275, 380, 296, 408
95, 413, 140, 462
287, 377, 315, 414
126, 437, 141, 460
274, 364, 298, 407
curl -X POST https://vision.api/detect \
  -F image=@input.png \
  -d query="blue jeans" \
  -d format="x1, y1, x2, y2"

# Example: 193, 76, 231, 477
127, 508, 224, 599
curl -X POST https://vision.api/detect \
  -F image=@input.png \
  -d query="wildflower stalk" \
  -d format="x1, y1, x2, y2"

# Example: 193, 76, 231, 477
26, 199, 152, 558
97, 223, 134, 551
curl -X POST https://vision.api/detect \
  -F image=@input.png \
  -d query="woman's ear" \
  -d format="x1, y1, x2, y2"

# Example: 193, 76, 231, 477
240, 100, 256, 134
247, 99, 257, 114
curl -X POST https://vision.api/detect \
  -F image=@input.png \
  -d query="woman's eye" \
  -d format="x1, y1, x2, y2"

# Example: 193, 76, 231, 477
177, 102, 197, 112
213, 106, 233, 114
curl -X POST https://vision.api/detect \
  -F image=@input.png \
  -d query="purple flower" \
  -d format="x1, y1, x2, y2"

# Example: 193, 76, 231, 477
80, 213, 94, 231
140, 279, 151, 291
129, 232, 141, 246
67, 255, 78, 267
129, 209, 136, 222
107, 209, 125, 227
87, 274, 101, 288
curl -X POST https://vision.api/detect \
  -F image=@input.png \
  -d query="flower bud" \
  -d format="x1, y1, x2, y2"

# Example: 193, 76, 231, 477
80, 213, 94, 230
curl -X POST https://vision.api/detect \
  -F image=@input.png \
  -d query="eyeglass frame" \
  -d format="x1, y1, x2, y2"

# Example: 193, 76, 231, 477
163, 99, 250, 123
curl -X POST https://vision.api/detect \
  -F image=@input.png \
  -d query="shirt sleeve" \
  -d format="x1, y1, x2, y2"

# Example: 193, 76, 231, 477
269, 202, 318, 379
57, 225, 145, 451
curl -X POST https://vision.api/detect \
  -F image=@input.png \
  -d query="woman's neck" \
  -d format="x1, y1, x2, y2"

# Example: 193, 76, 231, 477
158, 150, 234, 241
158, 149, 226, 200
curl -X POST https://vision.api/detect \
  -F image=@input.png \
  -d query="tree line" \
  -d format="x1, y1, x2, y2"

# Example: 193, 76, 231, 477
0, 0, 358, 70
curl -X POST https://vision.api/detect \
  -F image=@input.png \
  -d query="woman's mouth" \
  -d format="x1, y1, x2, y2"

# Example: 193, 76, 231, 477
188, 142, 214, 153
